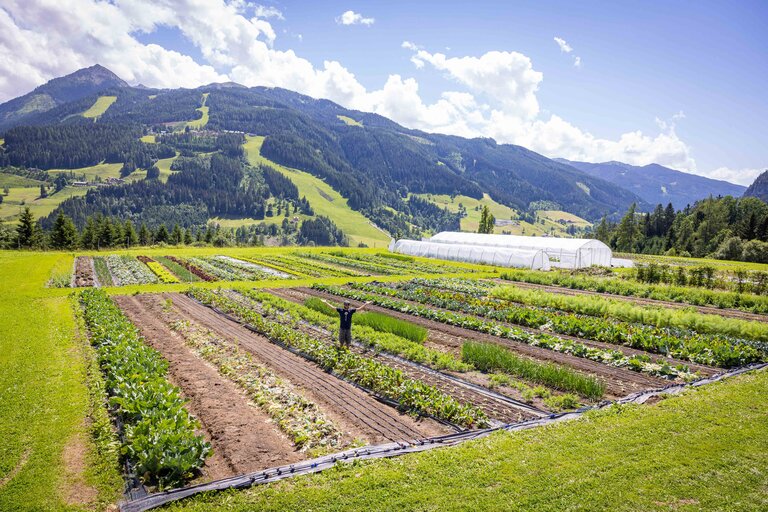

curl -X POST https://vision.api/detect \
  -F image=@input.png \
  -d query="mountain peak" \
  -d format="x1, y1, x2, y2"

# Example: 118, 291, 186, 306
743, 170, 768, 203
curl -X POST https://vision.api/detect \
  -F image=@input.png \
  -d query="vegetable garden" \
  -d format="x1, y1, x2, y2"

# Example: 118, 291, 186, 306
61, 247, 768, 510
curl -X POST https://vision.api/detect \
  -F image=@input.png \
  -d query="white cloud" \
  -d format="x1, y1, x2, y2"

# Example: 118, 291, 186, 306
336, 10, 374, 26
0, 1, 712, 182
554, 36, 572, 53
252, 4, 284, 19
702, 167, 765, 186
573, 56, 581, 68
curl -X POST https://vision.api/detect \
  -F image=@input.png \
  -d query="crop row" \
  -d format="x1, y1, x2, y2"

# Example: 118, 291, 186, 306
499, 269, 768, 314
358, 281, 762, 368
296, 252, 402, 275
409, 277, 768, 355
104, 255, 158, 285
80, 289, 210, 488
255, 254, 361, 278
304, 297, 428, 343
241, 290, 468, 372
188, 288, 488, 428
216, 256, 294, 279
165, 256, 215, 281
256, 292, 604, 399
313, 284, 697, 381
155, 256, 202, 282
169, 318, 344, 452
138, 256, 180, 283
323, 251, 479, 275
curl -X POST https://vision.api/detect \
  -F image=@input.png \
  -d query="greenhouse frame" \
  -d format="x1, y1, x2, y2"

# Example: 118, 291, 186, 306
390, 239, 551, 270
428, 232, 613, 269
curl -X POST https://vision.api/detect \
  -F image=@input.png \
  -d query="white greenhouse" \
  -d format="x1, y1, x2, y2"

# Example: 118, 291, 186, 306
389, 239, 551, 270
428, 232, 613, 269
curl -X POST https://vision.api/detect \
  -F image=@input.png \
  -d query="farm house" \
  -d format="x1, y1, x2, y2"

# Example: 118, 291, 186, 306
428, 232, 613, 269
389, 239, 551, 270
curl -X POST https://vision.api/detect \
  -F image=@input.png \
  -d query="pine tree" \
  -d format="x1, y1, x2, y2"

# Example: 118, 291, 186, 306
138, 223, 151, 246
123, 220, 139, 247
39, 183, 48, 199
81, 217, 98, 249
615, 203, 641, 252
49, 212, 78, 250
16, 207, 40, 248
478, 205, 495, 234
170, 224, 183, 245
155, 224, 169, 243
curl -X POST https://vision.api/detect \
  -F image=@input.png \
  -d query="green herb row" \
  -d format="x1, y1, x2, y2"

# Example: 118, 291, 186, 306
80, 289, 210, 488
313, 284, 697, 381
188, 288, 488, 428
374, 281, 761, 368
499, 269, 768, 314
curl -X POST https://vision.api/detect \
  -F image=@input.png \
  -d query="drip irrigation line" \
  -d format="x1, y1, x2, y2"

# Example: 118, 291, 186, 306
120, 361, 767, 512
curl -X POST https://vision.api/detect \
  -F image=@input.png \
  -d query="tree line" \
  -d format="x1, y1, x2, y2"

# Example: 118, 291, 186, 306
595, 195, 768, 263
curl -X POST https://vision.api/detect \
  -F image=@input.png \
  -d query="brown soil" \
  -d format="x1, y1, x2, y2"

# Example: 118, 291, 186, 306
299, 287, 670, 398
73, 256, 97, 288
165, 256, 216, 281
263, 288, 548, 421
114, 294, 303, 480
491, 278, 768, 323
61, 432, 98, 507
169, 293, 449, 442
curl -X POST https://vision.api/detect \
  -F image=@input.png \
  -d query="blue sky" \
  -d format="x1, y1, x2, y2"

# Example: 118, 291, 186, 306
2, 0, 766, 184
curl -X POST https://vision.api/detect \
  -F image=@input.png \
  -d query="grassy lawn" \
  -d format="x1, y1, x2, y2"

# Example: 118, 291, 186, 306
141, 134, 157, 143
415, 194, 591, 237
186, 93, 210, 130
81, 96, 117, 119
0, 251, 121, 511
0, 186, 90, 223
337, 115, 363, 127
244, 135, 391, 247
0, 174, 44, 188
165, 368, 768, 511
48, 163, 123, 182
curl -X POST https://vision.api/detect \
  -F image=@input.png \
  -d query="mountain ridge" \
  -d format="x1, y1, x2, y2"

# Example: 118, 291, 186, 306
743, 170, 768, 203
556, 159, 745, 209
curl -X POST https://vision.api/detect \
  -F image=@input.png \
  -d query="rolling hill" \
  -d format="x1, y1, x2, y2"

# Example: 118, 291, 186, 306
558, 159, 746, 210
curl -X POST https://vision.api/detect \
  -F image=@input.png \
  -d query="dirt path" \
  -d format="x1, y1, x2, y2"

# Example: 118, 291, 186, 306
490, 278, 768, 323
299, 287, 672, 397
264, 288, 548, 421
73, 256, 96, 288
115, 295, 303, 481
169, 293, 448, 442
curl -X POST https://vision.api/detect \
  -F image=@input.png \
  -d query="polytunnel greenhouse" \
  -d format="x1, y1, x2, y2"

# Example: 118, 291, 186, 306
428, 232, 613, 269
389, 239, 551, 270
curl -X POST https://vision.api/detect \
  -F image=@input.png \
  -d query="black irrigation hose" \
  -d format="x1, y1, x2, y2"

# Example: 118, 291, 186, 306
120, 361, 768, 512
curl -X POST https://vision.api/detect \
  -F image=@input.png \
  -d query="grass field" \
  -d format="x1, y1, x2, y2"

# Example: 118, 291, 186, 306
186, 93, 210, 130
337, 115, 363, 127
0, 252, 121, 511
0, 186, 90, 223
0, 174, 44, 188
243, 135, 391, 247
619, 252, 768, 272
81, 96, 117, 119
1, 246, 766, 511
415, 194, 592, 237
141, 134, 157, 143
48, 163, 123, 182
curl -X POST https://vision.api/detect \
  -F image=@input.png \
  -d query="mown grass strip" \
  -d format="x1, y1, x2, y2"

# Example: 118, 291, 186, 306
462, 341, 605, 399
304, 297, 427, 343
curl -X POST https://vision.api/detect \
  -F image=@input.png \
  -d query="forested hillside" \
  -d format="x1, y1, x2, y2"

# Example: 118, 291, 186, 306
0, 65, 652, 249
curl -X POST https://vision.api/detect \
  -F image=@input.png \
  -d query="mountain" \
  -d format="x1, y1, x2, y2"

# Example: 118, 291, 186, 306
0, 65, 129, 131
0, 66, 648, 237
743, 170, 768, 203
557, 159, 746, 210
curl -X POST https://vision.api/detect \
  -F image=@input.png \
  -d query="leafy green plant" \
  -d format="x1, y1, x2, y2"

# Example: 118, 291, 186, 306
80, 289, 210, 488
